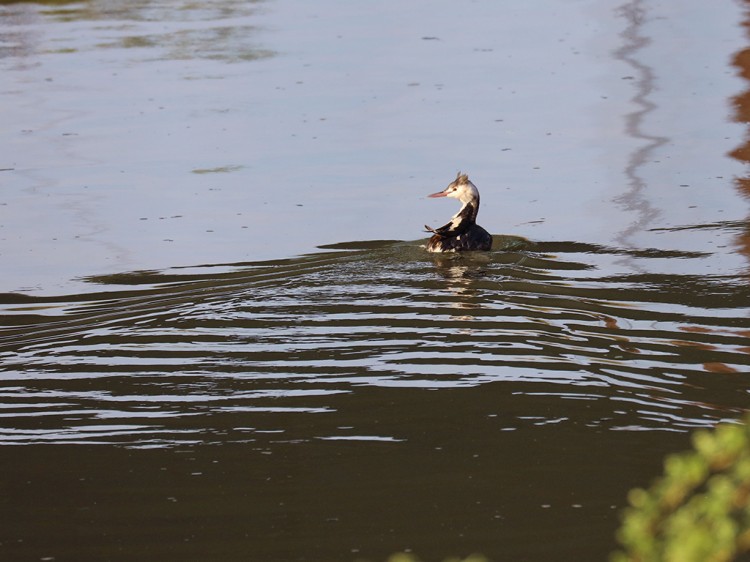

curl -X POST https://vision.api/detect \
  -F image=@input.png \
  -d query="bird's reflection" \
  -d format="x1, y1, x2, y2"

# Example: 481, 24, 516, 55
429, 253, 492, 317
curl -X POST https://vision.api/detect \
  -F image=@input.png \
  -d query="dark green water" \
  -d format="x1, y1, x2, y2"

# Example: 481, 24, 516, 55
1, 239, 748, 560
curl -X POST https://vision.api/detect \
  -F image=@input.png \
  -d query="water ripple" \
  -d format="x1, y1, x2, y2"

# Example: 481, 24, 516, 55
1, 240, 748, 445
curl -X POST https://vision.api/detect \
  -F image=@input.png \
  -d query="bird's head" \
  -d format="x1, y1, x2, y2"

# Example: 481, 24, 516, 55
427, 172, 479, 204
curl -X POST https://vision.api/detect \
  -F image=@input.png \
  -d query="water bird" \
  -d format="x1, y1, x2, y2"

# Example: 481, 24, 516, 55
424, 172, 493, 252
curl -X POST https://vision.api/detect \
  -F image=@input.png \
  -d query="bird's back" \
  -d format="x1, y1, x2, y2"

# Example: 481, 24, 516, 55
427, 223, 492, 252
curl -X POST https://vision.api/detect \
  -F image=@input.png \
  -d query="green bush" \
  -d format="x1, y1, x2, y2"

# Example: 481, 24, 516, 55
611, 417, 750, 562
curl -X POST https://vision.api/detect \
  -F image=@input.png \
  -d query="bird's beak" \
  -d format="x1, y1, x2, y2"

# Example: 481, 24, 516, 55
428, 190, 448, 198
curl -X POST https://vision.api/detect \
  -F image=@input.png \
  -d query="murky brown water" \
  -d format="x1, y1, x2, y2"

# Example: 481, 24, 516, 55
2, 0, 750, 560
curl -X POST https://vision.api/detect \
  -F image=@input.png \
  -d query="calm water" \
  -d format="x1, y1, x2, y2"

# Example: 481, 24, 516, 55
2, 0, 750, 561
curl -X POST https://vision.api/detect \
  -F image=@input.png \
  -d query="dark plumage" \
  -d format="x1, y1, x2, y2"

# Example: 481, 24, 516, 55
424, 173, 492, 252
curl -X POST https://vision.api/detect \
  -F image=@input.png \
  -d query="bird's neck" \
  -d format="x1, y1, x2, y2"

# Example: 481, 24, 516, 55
454, 197, 480, 223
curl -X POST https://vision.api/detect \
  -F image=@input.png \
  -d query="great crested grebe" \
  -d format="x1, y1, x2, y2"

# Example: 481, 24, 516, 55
424, 172, 492, 252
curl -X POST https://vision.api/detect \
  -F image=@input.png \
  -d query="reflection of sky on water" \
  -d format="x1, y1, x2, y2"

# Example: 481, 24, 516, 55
607, 0, 748, 277
1, 0, 749, 292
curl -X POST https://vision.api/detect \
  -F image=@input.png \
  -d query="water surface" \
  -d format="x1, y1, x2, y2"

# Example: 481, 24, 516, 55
2, 0, 750, 561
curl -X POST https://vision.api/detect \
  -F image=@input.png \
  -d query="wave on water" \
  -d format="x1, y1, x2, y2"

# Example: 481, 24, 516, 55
0, 238, 748, 447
